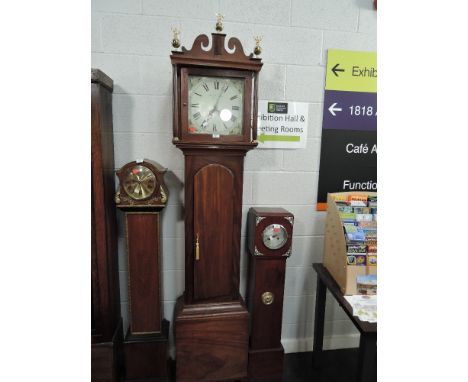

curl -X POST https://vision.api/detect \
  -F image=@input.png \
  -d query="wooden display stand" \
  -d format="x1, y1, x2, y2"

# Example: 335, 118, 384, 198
323, 192, 377, 295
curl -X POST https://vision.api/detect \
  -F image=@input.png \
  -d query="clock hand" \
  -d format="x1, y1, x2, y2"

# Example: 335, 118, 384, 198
210, 87, 225, 114
201, 110, 215, 129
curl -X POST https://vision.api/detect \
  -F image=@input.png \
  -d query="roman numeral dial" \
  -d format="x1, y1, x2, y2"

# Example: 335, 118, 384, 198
188, 75, 244, 136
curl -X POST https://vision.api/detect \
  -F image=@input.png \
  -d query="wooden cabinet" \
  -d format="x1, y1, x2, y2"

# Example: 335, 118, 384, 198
91, 68, 123, 382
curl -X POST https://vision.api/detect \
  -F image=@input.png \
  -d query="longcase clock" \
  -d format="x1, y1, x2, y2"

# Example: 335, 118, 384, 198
246, 207, 294, 379
115, 159, 170, 381
91, 68, 123, 382
171, 28, 262, 382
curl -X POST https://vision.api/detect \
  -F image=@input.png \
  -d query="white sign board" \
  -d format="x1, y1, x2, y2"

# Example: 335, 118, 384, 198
257, 100, 308, 149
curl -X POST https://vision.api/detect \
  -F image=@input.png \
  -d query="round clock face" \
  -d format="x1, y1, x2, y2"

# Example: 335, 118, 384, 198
123, 165, 157, 200
262, 224, 288, 250
188, 75, 244, 136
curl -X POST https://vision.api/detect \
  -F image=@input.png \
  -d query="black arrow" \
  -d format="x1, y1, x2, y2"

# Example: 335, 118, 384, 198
332, 63, 345, 77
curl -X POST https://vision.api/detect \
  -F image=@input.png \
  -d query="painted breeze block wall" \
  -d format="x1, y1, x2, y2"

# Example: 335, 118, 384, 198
91, 0, 376, 353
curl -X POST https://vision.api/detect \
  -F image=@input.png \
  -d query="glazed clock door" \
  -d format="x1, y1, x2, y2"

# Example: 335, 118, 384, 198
193, 164, 235, 301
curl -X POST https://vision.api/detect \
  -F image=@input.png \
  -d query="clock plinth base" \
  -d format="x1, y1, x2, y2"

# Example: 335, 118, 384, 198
248, 346, 284, 380
91, 318, 123, 382
123, 319, 170, 381
174, 296, 249, 382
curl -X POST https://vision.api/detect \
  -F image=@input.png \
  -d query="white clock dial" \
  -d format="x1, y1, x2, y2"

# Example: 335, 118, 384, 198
262, 224, 288, 250
188, 75, 244, 136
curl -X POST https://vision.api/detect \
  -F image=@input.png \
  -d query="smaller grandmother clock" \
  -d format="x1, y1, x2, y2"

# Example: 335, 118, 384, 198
115, 159, 169, 381
246, 207, 294, 379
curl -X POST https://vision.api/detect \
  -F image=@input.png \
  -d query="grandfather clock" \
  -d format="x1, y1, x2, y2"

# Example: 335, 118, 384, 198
91, 68, 123, 382
115, 159, 170, 380
246, 208, 294, 379
171, 25, 262, 381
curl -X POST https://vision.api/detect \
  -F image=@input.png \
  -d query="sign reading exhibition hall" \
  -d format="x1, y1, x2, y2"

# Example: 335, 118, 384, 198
317, 49, 377, 211
257, 101, 308, 149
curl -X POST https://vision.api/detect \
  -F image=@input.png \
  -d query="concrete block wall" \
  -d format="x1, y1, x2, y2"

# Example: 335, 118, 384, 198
92, 0, 376, 353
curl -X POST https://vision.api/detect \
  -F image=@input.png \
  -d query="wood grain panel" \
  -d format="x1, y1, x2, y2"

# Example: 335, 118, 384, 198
126, 213, 161, 334
249, 257, 286, 350
91, 69, 121, 345
183, 152, 245, 304
193, 164, 234, 301
175, 298, 249, 382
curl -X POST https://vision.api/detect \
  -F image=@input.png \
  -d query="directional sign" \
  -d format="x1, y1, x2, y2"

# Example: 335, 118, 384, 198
257, 100, 308, 149
328, 102, 342, 117
323, 90, 377, 131
317, 49, 377, 211
326, 49, 377, 93
319, 130, 377, 167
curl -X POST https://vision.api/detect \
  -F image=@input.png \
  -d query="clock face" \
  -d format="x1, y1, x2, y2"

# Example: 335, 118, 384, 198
262, 224, 288, 250
123, 165, 157, 200
188, 75, 244, 136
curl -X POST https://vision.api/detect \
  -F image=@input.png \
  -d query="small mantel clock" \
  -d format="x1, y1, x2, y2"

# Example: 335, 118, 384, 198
115, 159, 169, 381
171, 24, 262, 382
247, 207, 294, 379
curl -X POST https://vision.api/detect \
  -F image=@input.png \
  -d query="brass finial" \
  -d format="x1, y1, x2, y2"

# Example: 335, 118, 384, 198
171, 27, 181, 49
254, 36, 262, 56
215, 13, 224, 32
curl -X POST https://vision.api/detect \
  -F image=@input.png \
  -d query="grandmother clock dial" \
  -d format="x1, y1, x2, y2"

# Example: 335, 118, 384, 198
115, 160, 169, 381
171, 29, 262, 382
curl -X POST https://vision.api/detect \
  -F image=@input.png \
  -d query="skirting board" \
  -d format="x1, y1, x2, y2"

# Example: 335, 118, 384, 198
281, 333, 360, 353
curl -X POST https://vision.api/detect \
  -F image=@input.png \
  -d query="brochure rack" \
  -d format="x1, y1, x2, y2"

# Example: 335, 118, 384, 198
323, 192, 377, 295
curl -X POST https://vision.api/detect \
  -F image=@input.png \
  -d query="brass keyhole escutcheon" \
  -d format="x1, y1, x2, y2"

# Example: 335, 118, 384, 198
261, 291, 274, 305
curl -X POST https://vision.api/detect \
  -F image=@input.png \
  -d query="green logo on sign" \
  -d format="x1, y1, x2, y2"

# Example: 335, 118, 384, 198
268, 102, 288, 114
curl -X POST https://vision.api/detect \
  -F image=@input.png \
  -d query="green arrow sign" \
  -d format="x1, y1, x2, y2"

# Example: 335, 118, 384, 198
258, 134, 301, 143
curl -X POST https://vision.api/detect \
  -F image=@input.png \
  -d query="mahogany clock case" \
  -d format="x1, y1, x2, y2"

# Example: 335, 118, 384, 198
171, 32, 262, 148
247, 256, 287, 379
91, 68, 123, 382
115, 160, 170, 381
170, 31, 263, 382
182, 152, 246, 304
174, 297, 249, 382
246, 207, 294, 379
170, 32, 263, 306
